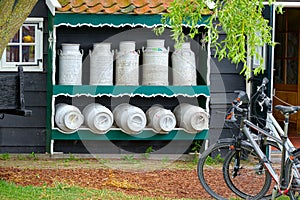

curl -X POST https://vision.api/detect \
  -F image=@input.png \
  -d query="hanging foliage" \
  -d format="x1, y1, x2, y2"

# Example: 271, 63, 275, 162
154, 0, 283, 78
0, 0, 38, 57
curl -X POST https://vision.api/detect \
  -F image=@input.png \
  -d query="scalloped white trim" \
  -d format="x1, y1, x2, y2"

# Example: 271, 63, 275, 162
53, 92, 210, 98
54, 23, 208, 29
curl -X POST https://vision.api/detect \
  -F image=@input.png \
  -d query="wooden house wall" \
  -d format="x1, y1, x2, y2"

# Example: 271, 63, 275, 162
0, 0, 248, 153
209, 32, 246, 145
0, 0, 48, 153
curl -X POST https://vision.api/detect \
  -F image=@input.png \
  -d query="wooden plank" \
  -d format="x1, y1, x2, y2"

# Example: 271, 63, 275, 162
210, 58, 243, 74
24, 91, 47, 106
24, 73, 47, 92
210, 74, 245, 93
0, 146, 45, 153
53, 140, 196, 154
210, 93, 235, 105
0, 128, 45, 146
0, 107, 46, 127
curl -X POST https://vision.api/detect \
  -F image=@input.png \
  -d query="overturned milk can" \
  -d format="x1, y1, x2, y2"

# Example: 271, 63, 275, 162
82, 103, 113, 134
55, 103, 84, 133
173, 103, 209, 133
146, 105, 176, 134
113, 103, 146, 135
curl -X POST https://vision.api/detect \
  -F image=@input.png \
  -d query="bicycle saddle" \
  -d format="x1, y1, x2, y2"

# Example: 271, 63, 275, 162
274, 105, 300, 115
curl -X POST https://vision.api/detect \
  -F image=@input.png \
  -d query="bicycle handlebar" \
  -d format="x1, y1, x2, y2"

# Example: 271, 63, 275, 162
226, 77, 269, 122
226, 96, 244, 122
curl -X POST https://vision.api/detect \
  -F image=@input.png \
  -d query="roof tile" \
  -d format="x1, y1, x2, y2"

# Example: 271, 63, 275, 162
87, 3, 104, 13
70, 0, 85, 7
59, 0, 70, 7
56, 0, 210, 15
57, 3, 72, 12
120, 4, 136, 13
150, 4, 165, 13
148, 0, 162, 8
71, 4, 89, 12
104, 4, 120, 13
100, 0, 116, 8
85, 0, 100, 7
163, 0, 173, 8
116, 0, 131, 8
134, 4, 150, 14
131, 0, 148, 8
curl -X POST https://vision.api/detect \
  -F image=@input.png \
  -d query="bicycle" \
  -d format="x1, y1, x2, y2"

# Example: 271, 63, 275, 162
197, 78, 300, 199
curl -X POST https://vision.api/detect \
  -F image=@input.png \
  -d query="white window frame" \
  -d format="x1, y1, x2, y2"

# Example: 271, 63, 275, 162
0, 17, 43, 72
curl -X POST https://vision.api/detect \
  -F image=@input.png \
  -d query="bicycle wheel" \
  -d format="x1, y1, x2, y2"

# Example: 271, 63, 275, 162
197, 140, 254, 199
284, 149, 300, 200
223, 140, 280, 199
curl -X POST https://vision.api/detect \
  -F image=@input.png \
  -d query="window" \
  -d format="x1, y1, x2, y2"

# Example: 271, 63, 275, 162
0, 18, 43, 71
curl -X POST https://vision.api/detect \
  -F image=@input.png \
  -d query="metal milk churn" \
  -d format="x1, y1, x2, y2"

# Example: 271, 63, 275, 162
82, 103, 113, 134
89, 43, 114, 85
146, 105, 176, 134
58, 43, 83, 85
113, 103, 146, 135
55, 103, 84, 133
142, 39, 169, 85
115, 41, 139, 85
171, 42, 197, 85
173, 103, 209, 133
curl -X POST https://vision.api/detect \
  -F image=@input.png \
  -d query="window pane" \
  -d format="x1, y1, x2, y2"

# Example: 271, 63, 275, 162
22, 46, 35, 62
275, 33, 285, 58
6, 46, 19, 62
275, 10, 286, 32
287, 32, 299, 58
287, 9, 300, 32
274, 59, 284, 84
22, 25, 35, 43
9, 31, 20, 43
287, 59, 298, 85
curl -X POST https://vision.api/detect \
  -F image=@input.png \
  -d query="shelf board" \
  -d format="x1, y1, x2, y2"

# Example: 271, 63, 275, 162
53, 85, 210, 97
51, 129, 208, 140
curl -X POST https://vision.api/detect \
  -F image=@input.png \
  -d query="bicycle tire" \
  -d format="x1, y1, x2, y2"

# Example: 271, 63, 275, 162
284, 148, 300, 200
223, 140, 280, 199
197, 139, 258, 199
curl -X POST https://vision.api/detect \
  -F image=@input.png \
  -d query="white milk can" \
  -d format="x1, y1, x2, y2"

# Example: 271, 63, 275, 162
82, 103, 113, 134
115, 41, 139, 85
173, 103, 209, 133
146, 105, 176, 134
58, 43, 83, 85
89, 43, 114, 85
55, 103, 84, 133
172, 42, 196, 85
142, 39, 169, 85
113, 103, 146, 135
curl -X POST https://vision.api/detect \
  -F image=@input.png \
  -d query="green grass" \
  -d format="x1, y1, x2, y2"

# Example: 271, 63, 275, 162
0, 180, 170, 200
0, 178, 294, 200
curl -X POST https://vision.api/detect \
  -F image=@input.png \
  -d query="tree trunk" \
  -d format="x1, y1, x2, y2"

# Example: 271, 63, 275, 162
0, 0, 38, 57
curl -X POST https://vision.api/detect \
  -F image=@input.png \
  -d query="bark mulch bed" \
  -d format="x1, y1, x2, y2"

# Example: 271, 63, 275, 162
0, 158, 237, 199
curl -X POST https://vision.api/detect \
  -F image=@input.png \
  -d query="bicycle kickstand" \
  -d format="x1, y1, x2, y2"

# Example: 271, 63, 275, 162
271, 186, 278, 200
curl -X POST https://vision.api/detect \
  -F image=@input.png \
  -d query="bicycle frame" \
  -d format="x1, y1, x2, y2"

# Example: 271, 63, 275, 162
241, 113, 300, 196
226, 79, 300, 198
264, 98, 296, 152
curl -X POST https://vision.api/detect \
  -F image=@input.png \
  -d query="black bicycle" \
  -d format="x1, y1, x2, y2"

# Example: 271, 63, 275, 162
197, 78, 300, 199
